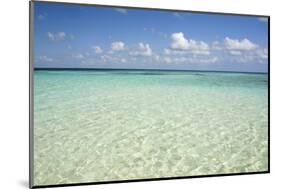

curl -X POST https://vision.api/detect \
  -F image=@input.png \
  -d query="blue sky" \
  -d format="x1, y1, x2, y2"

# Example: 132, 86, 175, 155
33, 2, 269, 72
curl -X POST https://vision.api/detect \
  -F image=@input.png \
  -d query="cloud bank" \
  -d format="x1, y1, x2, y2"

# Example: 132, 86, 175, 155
111, 41, 125, 51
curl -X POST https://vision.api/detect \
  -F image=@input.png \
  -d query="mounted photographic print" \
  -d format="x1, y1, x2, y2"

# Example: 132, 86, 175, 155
30, 1, 269, 188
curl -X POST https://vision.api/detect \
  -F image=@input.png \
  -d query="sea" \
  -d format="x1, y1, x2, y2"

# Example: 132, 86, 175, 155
33, 69, 268, 185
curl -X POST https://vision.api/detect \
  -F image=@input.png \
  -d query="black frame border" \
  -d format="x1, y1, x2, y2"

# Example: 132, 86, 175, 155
29, 1, 270, 188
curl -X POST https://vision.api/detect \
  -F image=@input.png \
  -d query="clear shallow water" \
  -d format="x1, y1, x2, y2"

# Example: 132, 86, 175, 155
33, 70, 268, 186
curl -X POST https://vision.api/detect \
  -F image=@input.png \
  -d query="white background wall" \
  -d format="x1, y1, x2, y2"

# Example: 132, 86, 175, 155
0, 0, 278, 188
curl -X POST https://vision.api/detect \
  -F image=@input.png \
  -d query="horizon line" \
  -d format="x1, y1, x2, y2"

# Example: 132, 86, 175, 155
34, 67, 268, 74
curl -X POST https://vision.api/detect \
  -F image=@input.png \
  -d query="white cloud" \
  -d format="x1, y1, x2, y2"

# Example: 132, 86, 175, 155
173, 13, 183, 19
153, 55, 160, 62
165, 33, 267, 64
198, 57, 218, 63
258, 17, 268, 22
47, 32, 55, 40
224, 37, 258, 50
163, 48, 170, 55
161, 55, 218, 64
38, 13, 47, 20
163, 34, 267, 64
211, 38, 268, 63
101, 55, 111, 63
111, 41, 125, 51
227, 47, 268, 64
170, 32, 189, 49
100, 55, 129, 64
229, 50, 242, 55
78, 33, 266, 65
120, 58, 127, 63
163, 57, 172, 64
57, 32, 66, 39
115, 8, 127, 14
47, 32, 66, 41
73, 54, 85, 59
165, 47, 210, 57
92, 46, 103, 54
39, 56, 53, 62
211, 41, 223, 50
170, 32, 210, 54
192, 50, 210, 55
130, 43, 152, 56
196, 41, 209, 50
256, 48, 268, 59
236, 55, 255, 63
163, 48, 187, 55
173, 57, 187, 63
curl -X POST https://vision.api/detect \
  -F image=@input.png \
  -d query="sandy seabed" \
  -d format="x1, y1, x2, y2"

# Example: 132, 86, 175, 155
33, 70, 268, 185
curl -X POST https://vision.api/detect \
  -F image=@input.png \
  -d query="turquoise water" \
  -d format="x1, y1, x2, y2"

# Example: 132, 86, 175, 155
33, 70, 268, 186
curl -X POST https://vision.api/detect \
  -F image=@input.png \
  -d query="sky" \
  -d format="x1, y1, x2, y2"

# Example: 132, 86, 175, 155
33, 2, 269, 72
